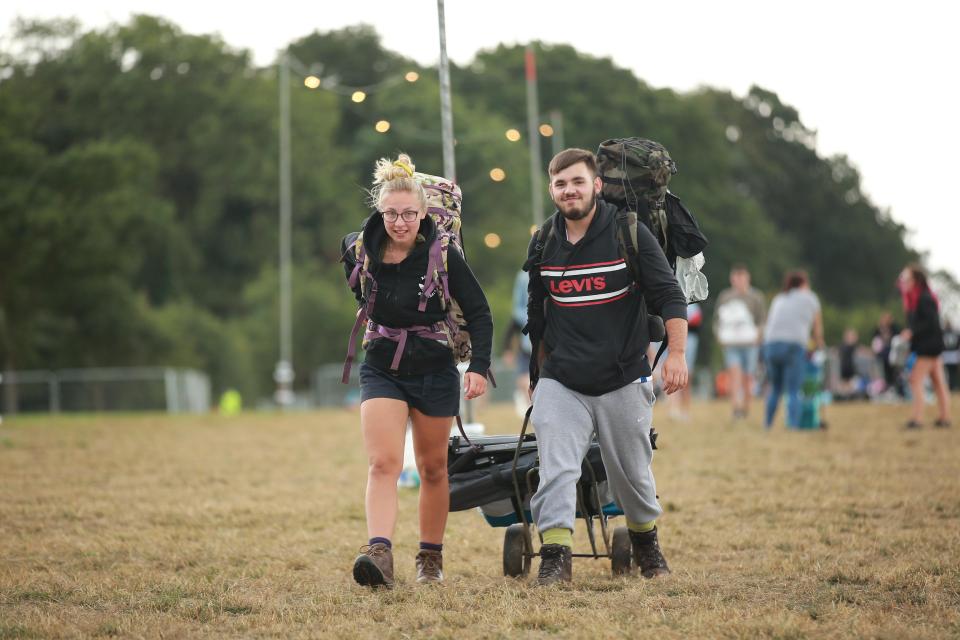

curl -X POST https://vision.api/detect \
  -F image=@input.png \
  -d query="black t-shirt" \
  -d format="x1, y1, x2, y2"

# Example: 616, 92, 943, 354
908, 290, 944, 357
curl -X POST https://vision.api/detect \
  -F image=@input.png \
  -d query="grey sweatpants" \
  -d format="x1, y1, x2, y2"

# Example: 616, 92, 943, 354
530, 377, 661, 533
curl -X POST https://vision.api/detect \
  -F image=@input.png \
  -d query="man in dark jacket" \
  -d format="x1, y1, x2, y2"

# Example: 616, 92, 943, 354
525, 148, 688, 585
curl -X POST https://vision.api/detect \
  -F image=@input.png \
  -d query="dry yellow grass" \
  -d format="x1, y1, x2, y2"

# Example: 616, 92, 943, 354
1, 397, 959, 639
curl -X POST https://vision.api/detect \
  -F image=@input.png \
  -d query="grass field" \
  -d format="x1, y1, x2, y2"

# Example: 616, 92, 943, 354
1, 396, 959, 639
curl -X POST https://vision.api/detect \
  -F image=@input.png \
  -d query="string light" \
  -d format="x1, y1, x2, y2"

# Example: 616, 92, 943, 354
489, 168, 506, 182
282, 53, 560, 148
484, 233, 501, 248
283, 51, 408, 97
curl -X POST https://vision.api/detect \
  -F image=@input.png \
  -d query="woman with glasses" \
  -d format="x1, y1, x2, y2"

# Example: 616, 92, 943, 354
340, 153, 492, 588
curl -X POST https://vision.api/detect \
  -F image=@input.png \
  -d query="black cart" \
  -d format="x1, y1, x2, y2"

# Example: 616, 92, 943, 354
447, 413, 634, 577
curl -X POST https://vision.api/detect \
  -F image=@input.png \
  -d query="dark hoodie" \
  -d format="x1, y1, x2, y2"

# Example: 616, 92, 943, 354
908, 289, 944, 357
341, 213, 493, 376
526, 200, 686, 395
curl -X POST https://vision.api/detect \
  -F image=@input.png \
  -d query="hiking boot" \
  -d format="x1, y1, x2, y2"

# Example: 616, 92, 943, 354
415, 549, 444, 584
353, 542, 394, 588
630, 527, 671, 578
535, 544, 572, 586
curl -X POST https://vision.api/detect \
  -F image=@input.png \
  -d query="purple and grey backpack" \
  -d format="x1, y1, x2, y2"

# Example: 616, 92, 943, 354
342, 173, 475, 383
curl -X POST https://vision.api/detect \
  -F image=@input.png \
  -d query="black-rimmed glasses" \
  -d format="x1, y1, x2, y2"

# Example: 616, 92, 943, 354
379, 209, 419, 223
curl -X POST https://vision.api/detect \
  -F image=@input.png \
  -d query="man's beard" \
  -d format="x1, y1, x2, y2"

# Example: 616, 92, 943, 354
555, 191, 596, 221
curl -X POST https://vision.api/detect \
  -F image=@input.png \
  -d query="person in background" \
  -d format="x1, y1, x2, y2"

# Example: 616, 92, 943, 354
942, 321, 959, 391
835, 328, 866, 400
714, 265, 766, 420
871, 312, 903, 397
898, 264, 951, 429
762, 270, 824, 429
501, 269, 533, 415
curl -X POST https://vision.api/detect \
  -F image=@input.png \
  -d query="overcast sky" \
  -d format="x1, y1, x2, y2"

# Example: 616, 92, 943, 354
4, 1, 958, 281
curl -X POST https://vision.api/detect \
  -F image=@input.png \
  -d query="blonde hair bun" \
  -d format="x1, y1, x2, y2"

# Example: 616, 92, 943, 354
368, 153, 426, 211
373, 153, 416, 184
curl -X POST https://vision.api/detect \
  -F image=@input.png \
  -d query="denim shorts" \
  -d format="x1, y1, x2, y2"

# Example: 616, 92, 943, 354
723, 345, 760, 376
359, 362, 461, 417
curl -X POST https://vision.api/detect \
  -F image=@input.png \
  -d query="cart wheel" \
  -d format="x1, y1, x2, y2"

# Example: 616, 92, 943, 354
503, 524, 530, 577
611, 526, 633, 576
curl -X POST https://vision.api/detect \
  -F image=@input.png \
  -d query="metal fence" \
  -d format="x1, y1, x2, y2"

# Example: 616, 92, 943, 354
0, 367, 210, 415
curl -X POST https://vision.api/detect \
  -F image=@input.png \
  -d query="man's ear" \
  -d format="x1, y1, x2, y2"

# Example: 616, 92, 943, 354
593, 175, 602, 194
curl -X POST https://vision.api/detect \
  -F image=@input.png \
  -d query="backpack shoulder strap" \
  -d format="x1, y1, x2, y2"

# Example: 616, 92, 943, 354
615, 209, 671, 370
420, 234, 450, 312
347, 231, 371, 299
614, 209, 642, 285
530, 214, 559, 269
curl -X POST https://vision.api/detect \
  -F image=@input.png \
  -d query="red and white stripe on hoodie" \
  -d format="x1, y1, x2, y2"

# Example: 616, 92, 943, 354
540, 257, 631, 308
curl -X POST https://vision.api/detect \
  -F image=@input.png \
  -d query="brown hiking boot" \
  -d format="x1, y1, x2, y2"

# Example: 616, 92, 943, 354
353, 542, 394, 588
535, 544, 572, 586
415, 549, 444, 583
630, 527, 671, 578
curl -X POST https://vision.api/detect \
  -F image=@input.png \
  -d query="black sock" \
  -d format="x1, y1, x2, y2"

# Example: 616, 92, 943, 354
369, 537, 391, 548
419, 541, 443, 552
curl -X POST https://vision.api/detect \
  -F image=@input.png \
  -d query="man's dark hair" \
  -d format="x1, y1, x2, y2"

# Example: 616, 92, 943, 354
548, 148, 597, 178
730, 263, 749, 274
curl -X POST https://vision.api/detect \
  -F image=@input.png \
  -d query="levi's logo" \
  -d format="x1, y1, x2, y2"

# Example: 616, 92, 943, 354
541, 259, 630, 307
549, 276, 607, 295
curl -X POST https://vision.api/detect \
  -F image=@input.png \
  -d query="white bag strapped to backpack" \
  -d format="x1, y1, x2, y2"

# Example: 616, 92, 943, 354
676, 252, 709, 303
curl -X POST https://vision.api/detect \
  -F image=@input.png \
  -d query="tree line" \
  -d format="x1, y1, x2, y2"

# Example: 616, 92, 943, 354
0, 16, 929, 406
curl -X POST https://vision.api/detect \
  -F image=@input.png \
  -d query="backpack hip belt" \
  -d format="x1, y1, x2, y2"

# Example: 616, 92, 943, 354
342, 240, 456, 382
365, 321, 450, 372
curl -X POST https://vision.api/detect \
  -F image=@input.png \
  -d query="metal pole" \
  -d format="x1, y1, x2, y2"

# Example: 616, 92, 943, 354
525, 45, 544, 226
275, 51, 295, 407
436, 0, 456, 180
437, 0, 472, 426
549, 109, 565, 157
49, 372, 60, 413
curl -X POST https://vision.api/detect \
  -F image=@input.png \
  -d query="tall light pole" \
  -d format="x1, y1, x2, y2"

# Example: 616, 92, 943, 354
436, 0, 456, 180
525, 45, 544, 226
274, 50, 295, 407
549, 109, 565, 157
437, 0, 474, 424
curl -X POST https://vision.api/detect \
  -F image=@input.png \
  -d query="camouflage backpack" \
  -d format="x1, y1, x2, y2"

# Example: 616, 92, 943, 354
595, 138, 709, 304
596, 137, 708, 274
341, 172, 475, 383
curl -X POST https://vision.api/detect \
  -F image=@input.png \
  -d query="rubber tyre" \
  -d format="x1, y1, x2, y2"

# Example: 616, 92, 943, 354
503, 524, 529, 577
